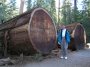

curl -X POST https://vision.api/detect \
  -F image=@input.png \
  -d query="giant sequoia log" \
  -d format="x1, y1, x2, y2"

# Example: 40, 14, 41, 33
66, 23, 86, 50
0, 8, 57, 55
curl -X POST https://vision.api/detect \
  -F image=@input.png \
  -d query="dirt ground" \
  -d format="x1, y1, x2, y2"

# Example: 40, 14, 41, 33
1, 48, 90, 67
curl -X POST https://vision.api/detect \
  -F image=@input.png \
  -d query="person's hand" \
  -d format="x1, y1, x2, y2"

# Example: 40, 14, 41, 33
58, 42, 60, 45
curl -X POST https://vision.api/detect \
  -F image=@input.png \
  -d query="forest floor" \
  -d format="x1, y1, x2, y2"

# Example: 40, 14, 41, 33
0, 47, 90, 67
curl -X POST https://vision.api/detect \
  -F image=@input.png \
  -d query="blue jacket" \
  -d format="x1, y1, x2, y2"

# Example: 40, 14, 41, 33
57, 29, 71, 45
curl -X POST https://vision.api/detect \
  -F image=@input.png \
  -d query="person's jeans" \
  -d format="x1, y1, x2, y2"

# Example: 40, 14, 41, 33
60, 37, 68, 57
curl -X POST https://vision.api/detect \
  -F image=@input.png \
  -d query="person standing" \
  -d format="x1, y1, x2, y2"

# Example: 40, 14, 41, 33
57, 25, 70, 59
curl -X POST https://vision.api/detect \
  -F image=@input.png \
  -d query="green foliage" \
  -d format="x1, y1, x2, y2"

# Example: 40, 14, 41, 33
60, 0, 90, 36
27, 0, 32, 10
49, 0, 56, 23
61, 0, 72, 25
0, 0, 18, 23
80, 0, 90, 35
0, 3, 7, 23
36, 0, 45, 7
26, 0, 57, 23
0, 0, 89, 36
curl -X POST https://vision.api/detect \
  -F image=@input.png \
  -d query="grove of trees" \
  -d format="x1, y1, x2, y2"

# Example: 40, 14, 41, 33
0, 0, 90, 41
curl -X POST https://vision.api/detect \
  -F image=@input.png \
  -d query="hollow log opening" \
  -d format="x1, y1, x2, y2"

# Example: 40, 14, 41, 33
66, 23, 86, 51
29, 8, 57, 54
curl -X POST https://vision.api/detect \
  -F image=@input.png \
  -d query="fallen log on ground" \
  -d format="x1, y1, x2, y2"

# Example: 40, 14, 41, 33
0, 7, 57, 55
66, 23, 86, 50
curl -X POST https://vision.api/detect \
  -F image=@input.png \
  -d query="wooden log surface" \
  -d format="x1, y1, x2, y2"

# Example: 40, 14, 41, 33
66, 23, 86, 50
0, 8, 57, 55
56, 23, 86, 51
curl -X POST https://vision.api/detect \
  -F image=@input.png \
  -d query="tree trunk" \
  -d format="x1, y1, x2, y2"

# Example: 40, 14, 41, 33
19, 0, 25, 14
74, 0, 77, 22
58, 0, 60, 24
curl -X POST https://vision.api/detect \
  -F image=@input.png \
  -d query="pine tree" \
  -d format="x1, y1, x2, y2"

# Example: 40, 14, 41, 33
27, 0, 32, 10
61, 0, 72, 24
0, 0, 18, 23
